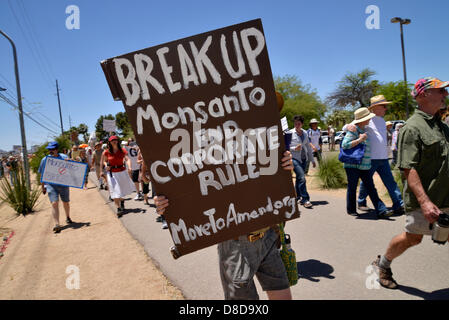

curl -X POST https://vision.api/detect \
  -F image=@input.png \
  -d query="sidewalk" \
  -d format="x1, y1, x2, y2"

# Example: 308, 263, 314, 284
0, 180, 183, 300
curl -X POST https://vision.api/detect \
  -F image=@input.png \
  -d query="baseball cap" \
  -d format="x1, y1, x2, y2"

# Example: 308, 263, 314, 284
46, 141, 59, 150
411, 77, 449, 99
108, 135, 119, 142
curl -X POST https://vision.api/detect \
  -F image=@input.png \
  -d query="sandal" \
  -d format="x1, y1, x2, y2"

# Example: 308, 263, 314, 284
53, 225, 62, 233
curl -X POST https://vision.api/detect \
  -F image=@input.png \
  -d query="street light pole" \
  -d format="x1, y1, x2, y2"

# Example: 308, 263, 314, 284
0, 28, 30, 189
391, 17, 411, 119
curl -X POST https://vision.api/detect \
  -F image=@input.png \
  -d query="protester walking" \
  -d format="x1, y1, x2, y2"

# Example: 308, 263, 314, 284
125, 138, 143, 200
154, 151, 295, 300
372, 77, 449, 289
350, 95, 403, 215
92, 142, 105, 189
305, 118, 322, 174
341, 107, 392, 218
101, 136, 134, 217
289, 115, 315, 208
328, 125, 336, 151
76, 148, 91, 189
38, 141, 73, 233
390, 123, 403, 168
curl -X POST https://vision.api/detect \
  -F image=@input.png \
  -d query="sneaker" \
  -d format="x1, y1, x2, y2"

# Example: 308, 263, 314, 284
134, 194, 141, 200
66, 217, 73, 224
117, 207, 123, 218
393, 207, 405, 216
303, 201, 313, 208
378, 209, 394, 219
357, 204, 371, 211
347, 211, 359, 216
53, 225, 62, 233
162, 220, 168, 229
99, 184, 104, 190
156, 216, 163, 223
371, 255, 398, 289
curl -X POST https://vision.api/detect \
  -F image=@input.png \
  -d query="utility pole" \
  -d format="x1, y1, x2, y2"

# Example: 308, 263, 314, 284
0, 28, 30, 189
391, 17, 411, 119
69, 114, 72, 129
56, 79, 64, 135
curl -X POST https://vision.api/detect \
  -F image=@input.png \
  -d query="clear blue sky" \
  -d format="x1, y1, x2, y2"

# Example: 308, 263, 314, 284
1, 0, 448, 151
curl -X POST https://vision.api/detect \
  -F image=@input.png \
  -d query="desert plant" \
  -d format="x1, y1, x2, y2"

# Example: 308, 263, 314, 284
0, 167, 41, 215
317, 155, 347, 189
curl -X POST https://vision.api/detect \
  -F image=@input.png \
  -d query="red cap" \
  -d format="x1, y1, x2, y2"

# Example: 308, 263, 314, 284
108, 135, 119, 142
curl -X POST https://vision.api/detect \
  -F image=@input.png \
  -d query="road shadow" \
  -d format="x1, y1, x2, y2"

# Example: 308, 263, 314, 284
60, 221, 91, 231
398, 285, 449, 300
310, 201, 329, 207
355, 210, 395, 221
297, 259, 335, 282
120, 208, 147, 217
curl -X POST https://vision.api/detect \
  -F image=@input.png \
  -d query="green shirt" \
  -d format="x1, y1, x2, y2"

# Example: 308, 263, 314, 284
397, 109, 449, 211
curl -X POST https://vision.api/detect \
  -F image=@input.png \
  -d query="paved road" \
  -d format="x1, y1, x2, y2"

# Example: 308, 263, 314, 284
89, 172, 449, 300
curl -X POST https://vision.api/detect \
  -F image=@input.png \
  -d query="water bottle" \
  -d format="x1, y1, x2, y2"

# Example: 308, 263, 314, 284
431, 213, 449, 245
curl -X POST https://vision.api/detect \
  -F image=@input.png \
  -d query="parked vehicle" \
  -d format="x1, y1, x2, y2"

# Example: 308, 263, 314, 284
321, 131, 329, 144
391, 120, 405, 130
335, 131, 346, 144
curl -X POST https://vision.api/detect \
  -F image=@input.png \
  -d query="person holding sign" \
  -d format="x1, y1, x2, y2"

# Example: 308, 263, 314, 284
38, 141, 73, 233
101, 136, 134, 217
154, 151, 295, 300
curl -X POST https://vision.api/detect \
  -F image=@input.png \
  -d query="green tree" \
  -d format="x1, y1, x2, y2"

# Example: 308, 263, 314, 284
77, 123, 89, 143
377, 81, 416, 120
327, 68, 379, 109
115, 112, 133, 139
274, 75, 327, 128
95, 114, 115, 141
326, 110, 353, 130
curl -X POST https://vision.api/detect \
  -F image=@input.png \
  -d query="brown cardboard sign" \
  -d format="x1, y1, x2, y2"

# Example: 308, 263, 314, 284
100, 19, 299, 258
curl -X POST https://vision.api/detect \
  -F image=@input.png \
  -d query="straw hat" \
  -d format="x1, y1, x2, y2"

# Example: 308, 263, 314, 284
351, 107, 375, 125
368, 95, 392, 109
386, 121, 393, 126
309, 118, 319, 124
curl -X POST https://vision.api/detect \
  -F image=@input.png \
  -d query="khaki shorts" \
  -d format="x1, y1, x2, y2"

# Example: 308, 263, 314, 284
405, 208, 449, 235
217, 228, 289, 300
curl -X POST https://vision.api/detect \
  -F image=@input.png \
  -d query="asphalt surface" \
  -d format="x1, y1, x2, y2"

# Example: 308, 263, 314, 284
89, 171, 449, 300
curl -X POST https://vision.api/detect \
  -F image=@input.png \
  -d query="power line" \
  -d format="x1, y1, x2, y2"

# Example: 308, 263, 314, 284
0, 92, 59, 135
16, 0, 56, 80
7, 0, 54, 92
0, 77, 62, 130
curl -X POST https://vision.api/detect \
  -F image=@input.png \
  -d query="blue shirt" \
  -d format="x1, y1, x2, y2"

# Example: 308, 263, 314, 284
38, 153, 69, 186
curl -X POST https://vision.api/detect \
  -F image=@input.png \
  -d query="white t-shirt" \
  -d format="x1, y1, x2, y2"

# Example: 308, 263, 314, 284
125, 146, 140, 171
365, 116, 388, 160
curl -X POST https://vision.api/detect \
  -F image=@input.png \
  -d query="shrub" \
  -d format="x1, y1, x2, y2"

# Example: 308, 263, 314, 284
0, 167, 41, 215
317, 155, 347, 189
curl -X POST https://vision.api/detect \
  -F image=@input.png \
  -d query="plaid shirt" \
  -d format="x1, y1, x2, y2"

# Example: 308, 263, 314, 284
341, 126, 371, 170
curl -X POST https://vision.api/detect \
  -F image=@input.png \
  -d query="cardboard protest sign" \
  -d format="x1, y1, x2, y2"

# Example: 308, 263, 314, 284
102, 119, 117, 133
40, 156, 88, 189
100, 19, 299, 258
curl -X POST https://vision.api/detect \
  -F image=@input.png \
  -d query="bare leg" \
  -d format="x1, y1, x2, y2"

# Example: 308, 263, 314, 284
113, 198, 121, 208
51, 201, 60, 225
62, 201, 70, 219
266, 288, 292, 300
384, 232, 423, 261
